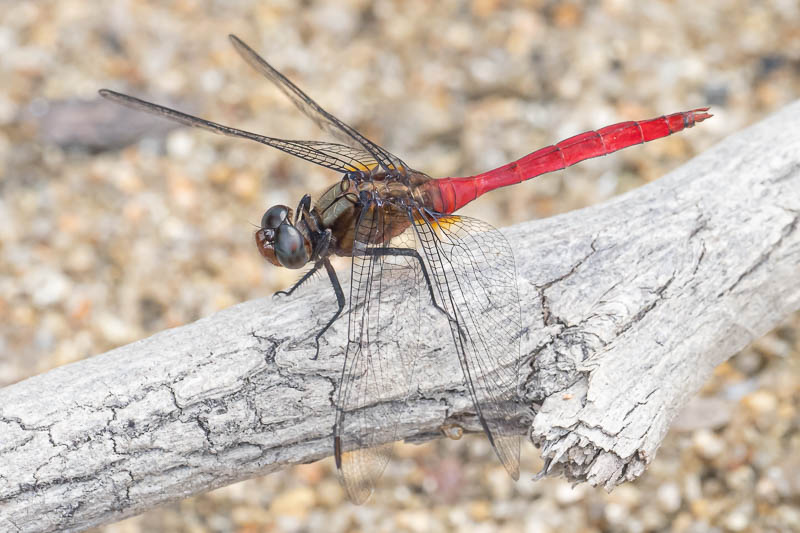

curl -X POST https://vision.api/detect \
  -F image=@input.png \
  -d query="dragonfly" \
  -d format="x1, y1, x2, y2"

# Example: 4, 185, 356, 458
100, 35, 711, 503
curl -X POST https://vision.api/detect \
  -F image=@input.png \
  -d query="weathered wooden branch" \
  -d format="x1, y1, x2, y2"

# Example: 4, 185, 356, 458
2, 101, 799, 532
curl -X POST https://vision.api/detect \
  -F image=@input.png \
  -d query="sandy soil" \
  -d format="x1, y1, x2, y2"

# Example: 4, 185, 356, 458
1, 1, 798, 532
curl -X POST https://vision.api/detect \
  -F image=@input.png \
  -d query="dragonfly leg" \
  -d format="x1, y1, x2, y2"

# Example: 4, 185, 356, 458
295, 194, 312, 225
312, 229, 333, 261
274, 263, 322, 298
311, 259, 346, 360
364, 247, 456, 324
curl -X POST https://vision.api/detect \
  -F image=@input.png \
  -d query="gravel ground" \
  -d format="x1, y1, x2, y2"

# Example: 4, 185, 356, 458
1, 1, 798, 532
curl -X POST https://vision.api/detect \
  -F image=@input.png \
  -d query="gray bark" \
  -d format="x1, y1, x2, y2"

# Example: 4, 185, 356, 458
2, 101, 799, 532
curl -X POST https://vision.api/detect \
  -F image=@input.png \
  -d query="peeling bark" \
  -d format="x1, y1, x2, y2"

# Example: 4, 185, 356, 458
1, 101, 799, 532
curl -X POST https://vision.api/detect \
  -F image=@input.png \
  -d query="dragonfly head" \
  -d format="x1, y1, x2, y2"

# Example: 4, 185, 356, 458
255, 205, 311, 269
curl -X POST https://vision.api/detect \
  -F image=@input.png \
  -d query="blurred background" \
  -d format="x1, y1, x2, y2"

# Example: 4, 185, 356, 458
1, 0, 798, 532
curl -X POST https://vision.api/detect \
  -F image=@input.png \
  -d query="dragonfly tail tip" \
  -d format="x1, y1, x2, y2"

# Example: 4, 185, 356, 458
692, 107, 713, 123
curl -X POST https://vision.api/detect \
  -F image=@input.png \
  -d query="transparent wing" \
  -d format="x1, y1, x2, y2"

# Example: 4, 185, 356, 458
229, 35, 408, 174
413, 210, 522, 479
98, 89, 379, 173
334, 203, 421, 503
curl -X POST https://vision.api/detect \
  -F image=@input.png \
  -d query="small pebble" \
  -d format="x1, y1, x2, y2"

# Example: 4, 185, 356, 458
554, 482, 586, 505
742, 390, 778, 415
693, 429, 725, 460
604, 502, 629, 526
469, 500, 491, 522
166, 130, 196, 159
269, 487, 316, 518
726, 466, 755, 491
656, 482, 682, 513
723, 504, 752, 532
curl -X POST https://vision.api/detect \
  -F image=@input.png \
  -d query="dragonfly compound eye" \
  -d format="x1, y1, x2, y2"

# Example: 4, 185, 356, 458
274, 224, 310, 269
261, 205, 290, 229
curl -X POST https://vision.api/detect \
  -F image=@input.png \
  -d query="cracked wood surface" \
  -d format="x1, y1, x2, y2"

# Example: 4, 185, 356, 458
1, 101, 799, 531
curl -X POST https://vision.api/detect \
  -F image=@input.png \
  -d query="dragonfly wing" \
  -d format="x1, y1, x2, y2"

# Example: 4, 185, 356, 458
413, 210, 522, 479
229, 35, 408, 174
334, 203, 422, 503
98, 89, 378, 173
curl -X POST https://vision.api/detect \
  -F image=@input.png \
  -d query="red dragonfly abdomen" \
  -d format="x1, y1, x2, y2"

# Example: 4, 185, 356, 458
432, 108, 712, 214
